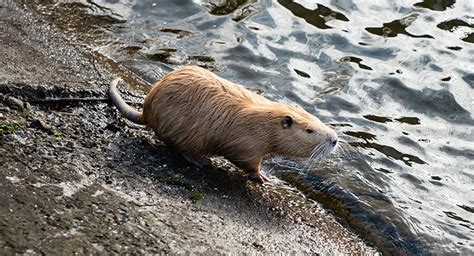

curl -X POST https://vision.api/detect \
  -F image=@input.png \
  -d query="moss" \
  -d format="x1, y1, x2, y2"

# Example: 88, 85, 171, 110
54, 130, 64, 137
190, 192, 204, 201
0, 121, 19, 135
152, 173, 169, 183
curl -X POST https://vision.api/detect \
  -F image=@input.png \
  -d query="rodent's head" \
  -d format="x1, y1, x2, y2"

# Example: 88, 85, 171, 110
271, 104, 338, 161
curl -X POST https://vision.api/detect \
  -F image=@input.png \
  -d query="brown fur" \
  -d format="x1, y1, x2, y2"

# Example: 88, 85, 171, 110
110, 66, 337, 181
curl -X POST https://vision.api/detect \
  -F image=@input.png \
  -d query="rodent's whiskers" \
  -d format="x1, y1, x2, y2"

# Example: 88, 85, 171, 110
306, 142, 327, 172
330, 140, 363, 162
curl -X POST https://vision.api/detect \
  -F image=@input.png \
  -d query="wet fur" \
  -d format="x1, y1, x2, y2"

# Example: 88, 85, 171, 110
111, 66, 337, 177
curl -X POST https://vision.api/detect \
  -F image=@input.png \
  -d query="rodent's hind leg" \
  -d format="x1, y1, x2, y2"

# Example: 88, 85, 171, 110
181, 152, 212, 168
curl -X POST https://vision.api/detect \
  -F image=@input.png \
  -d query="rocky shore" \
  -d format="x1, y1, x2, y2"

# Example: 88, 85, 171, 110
0, 1, 376, 254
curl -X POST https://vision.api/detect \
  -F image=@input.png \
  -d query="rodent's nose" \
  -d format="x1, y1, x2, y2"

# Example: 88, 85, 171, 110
326, 128, 338, 147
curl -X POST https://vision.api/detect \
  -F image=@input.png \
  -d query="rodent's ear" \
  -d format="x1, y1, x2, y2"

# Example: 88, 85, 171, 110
281, 116, 293, 128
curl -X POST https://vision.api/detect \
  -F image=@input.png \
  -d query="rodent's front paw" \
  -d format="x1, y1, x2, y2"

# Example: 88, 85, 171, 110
246, 172, 272, 184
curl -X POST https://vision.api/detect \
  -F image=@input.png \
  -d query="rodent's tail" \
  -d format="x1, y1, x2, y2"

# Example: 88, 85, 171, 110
109, 78, 145, 125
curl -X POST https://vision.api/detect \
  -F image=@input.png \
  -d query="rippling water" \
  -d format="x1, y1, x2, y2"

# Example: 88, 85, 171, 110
27, 0, 473, 254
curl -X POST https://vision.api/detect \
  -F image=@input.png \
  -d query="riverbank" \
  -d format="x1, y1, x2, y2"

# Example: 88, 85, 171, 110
0, 1, 376, 254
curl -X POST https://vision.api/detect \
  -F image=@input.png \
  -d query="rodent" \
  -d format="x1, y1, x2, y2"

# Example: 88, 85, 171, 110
109, 65, 338, 183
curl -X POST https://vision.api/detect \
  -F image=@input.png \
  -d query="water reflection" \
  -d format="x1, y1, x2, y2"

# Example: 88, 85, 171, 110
457, 205, 474, 213
277, 0, 348, 29
204, 0, 261, 21
437, 18, 474, 43
437, 19, 474, 32
160, 28, 195, 38
363, 115, 392, 123
462, 33, 473, 43
377, 78, 472, 124
349, 140, 426, 167
414, 0, 456, 11
366, 13, 434, 39
395, 117, 420, 125
339, 56, 373, 70
205, 0, 254, 15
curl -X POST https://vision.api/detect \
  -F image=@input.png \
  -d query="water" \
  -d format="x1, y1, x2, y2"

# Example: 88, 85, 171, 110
26, 0, 473, 254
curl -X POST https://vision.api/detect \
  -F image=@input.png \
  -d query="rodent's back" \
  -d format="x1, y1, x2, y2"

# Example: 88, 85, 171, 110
144, 66, 268, 108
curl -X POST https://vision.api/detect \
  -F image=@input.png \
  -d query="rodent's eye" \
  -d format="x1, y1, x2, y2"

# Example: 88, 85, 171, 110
306, 129, 314, 134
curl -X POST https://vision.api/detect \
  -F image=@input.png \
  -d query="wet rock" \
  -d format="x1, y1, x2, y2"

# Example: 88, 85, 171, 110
5, 96, 25, 110
30, 119, 53, 134
0, 106, 11, 112
106, 123, 120, 133
252, 242, 264, 250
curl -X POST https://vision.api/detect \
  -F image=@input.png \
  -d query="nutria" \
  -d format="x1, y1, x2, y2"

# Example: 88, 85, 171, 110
109, 65, 338, 183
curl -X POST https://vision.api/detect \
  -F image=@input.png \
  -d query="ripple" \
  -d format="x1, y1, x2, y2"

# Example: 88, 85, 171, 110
447, 46, 462, 51
293, 68, 310, 78
143, 51, 173, 63
462, 73, 474, 88
223, 45, 273, 66
343, 131, 377, 141
461, 32, 474, 43
439, 145, 474, 159
366, 13, 434, 39
189, 55, 215, 63
339, 56, 373, 70
204, 0, 263, 22
375, 167, 393, 174
379, 78, 473, 124
437, 19, 474, 32
119, 45, 143, 55
457, 205, 474, 214
160, 28, 195, 38
364, 115, 392, 123
397, 136, 424, 153
277, 0, 349, 29
443, 211, 470, 223
205, 0, 252, 16
348, 140, 426, 167
317, 96, 361, 113
414, 0, 456, 11
395, 117, 420, 125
